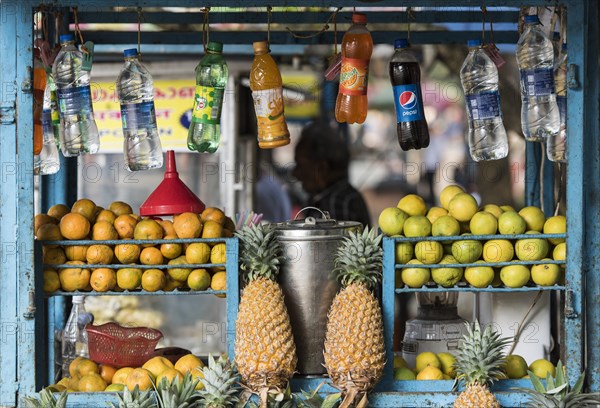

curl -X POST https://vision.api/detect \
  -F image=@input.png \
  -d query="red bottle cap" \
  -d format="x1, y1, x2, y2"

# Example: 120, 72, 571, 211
352, 13, 367, 24
140, 150, 206, 216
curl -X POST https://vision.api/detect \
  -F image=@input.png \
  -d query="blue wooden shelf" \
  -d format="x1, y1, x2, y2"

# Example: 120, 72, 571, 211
395, 285, 566, 292
48, 289, 226, 297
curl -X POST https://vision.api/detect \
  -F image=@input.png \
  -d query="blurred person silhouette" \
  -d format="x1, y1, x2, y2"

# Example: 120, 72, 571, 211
254, 149, 292, 223
292, 121, 370, 227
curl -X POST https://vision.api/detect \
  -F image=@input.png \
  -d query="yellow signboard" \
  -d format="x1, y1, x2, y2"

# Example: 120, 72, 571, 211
92, 79, 195, 153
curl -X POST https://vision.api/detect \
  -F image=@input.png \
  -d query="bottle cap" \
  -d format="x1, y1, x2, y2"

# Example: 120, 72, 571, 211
524, 15, 540, 24
207, 41, 223, 53
552, 31, 561, 41
59, 33, 75, 44
561, 43, 567, 51
72, 295, 85, 303
253, 41, 269, 54
467, 39, 482, 47
394, 38, 409, 49
351, 13, 367, 24
123, 48, 138, 58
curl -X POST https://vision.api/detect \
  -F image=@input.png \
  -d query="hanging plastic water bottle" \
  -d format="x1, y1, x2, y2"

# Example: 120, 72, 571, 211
61, 296, 93, 377
516, 15, 560, 141
460, 39, 508, 161
36, 83, 60, 175
47, 74, 63, 149
53, 33, 99, 156
116, 49, 163, 171
188, 42, 228, 154
547, 43, 567, 162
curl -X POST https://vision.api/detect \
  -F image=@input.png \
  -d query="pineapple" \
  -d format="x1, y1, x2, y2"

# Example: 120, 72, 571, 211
453, 320, 511, 408
109, 385, 157, 408
23, 388, 67, 408
519, 360, 600, 407
235, 225, 297, 400
198, 354, 240, 407
155, 372, 201, 408
323, 227, 386, 408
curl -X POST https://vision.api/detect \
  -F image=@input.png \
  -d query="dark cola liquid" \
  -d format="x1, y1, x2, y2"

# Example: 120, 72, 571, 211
389, 61, 430, 150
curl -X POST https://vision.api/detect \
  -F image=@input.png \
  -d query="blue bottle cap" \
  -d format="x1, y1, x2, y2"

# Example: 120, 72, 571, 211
467, 39, 482, 47
59, 33, 75, 44
561, 43, 567, 51
124, 48, 138, 57
552, 31, 560, 41
524, 15, 540, 24
394, 38, 409, 49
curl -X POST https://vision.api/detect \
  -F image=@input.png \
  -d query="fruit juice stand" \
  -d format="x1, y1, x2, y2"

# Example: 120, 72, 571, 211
0, 1, 599, 407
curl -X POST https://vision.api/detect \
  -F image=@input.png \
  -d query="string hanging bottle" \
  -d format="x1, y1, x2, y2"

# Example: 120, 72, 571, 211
116, 49, 163, 171
53, 33, 100, 156
335, 13, 373, 124
188, 41, 228, 154
35, 83, 60, 175
547, 43, 567, 162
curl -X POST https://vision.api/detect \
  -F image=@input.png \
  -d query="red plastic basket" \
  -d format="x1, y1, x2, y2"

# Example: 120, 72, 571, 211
85, 323, 163, 368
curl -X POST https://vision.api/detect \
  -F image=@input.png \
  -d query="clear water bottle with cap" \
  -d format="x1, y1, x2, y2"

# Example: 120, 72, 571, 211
116, 48, 163, 171
460, 39, 508, 161
53, 33, 99, 156
188, 41, 228, 154
35, 83, 60, 175
61, 296, 93, 377
516, 15, 560, 141
548, 43, 567, 162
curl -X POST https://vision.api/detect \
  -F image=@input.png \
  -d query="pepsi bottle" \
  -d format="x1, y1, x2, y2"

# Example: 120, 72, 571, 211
389, 39, 429, 150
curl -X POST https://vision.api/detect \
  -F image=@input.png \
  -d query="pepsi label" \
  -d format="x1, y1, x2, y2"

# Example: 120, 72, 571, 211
393, 84, 424, 122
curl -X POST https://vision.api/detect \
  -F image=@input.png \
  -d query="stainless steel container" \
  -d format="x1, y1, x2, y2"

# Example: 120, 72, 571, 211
272, 214, 362, 375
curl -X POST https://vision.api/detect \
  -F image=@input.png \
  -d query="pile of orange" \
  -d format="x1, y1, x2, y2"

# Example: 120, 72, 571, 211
35, 199, 232, 294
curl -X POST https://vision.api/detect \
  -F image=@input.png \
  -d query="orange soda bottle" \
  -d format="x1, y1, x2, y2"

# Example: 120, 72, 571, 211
250, 41, 290, 148
33, 65, 47, 155
335, 13, 373, 124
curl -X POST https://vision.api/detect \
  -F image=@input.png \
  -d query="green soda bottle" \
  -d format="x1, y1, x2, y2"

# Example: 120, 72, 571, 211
188, 42, 228, 153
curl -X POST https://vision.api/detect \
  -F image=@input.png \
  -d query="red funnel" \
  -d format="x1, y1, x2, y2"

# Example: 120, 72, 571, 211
140, 150, 206, 216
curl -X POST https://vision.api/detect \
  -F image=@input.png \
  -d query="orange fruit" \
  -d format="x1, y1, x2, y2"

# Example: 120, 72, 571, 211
90, 268, 117, 292
116, 268, 143, 290
200, 207, 226, 226
64, 245, 89, 262
69, 357, 85, 377
59, 261, 91, 291
210, 243, 227, 264
47, 204, 70, 221
77, 359, 99, 376
188, 269, 211, 291
134, 219, 164, 245
86, 244, 114, 265
125, 368, 154, 391
156, 368, 183, 385
202, 221, 223, 239
114, 243, 141, 264
174, 354, 204, 375
142, 357, 175, 379
78, 373, 107, 392
92, 221, 119, 241
140, 247, 164, 265
130, 214, 141, 221
114, 214, 138, 239
186, 243, 211, 264
173, 212, 202, 239
161, 235, 183, 260
111, 367, 134, 385
35, 213, 58, 235
43, 269, 61, 293
99, 364, 117, 384
36, 223, 64, 247
109, 201, 133, 216
141, 269, 166, 292
95, 209, 117, 224
71, 199, 97, 222
43, 247, 67, 264
210, 271, 226, 291
167, 256, 192, 282
59, 213, 91, 240
164, 277, 184, 291
159, 220, 177, 237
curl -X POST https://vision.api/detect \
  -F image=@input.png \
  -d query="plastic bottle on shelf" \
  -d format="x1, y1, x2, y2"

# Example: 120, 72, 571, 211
335, 13, 373, 124
188, 41, 228, 154
53, 33, 100, 156
35, 83, 60, 175
116, 48, 163, 171
516, 15, 560, 142
460, 39, 508, 161
250, 40, 290, 148
547, 43, 567, 162
61, 296, 93, 377
389, 38, 429, 151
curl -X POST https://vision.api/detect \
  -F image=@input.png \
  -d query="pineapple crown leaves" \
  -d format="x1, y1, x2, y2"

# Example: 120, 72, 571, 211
236, 225, 284, 282
333, 227, 383, 290
297, 383, 341, 408
454, 319, 511, 388
198, 354, 240, 407
110, 385, 158, 408
154, 372, 201, 408
23, 388, 68, 408
515, 361, 600, 408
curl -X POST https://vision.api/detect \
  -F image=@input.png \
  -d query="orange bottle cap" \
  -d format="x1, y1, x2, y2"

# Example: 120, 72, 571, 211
352, 13, 367, 24
253, 41, 269, 54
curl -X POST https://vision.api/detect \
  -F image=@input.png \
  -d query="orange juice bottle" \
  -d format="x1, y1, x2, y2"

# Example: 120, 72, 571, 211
33, 65, 47, 155
250, 41, 290, 148
335, 13, 373, 124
